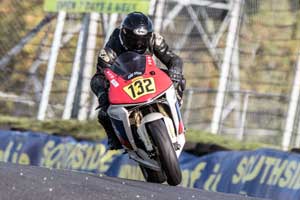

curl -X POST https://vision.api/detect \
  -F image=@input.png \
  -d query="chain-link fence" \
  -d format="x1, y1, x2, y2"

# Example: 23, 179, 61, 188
1, 0, 300, 148
160, 0, 300, 147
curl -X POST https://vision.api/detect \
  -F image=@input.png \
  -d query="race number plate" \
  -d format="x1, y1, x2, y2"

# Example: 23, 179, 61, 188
123, 77, 156, 100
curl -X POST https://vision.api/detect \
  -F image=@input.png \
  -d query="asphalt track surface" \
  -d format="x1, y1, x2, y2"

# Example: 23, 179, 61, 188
0, 162, 267, 200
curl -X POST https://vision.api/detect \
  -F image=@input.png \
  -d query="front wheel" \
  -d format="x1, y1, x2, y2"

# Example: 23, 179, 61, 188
139, 165, 166, 183
146, 119, 182, 186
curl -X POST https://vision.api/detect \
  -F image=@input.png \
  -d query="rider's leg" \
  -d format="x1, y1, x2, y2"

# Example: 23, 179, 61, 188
97, 110, 122, 150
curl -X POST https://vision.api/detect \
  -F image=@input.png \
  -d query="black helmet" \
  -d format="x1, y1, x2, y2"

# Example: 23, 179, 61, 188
120, 12, 153, 54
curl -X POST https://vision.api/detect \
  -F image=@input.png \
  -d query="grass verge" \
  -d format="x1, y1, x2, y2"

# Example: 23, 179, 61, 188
0, 115, 275, 150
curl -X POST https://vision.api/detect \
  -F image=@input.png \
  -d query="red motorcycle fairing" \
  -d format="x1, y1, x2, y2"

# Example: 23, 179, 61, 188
104, 55, 173, 105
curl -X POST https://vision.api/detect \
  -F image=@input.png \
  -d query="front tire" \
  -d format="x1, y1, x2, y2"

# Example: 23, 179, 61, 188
146, 119, 182, 186
140, 165, 166, 183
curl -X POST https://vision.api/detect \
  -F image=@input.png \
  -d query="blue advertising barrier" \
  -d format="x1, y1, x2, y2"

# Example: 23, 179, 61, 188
1, 129, 300, 200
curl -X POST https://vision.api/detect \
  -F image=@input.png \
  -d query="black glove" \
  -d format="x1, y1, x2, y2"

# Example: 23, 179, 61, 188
168, 68, 186, 107
96, 91, 109, 110
176, 77, 186, 99
175, 77, 186, 106
168, 68, 183, 83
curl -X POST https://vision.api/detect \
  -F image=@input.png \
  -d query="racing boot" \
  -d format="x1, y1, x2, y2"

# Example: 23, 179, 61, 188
106, 128, 123, 150
98, 109, 122, 150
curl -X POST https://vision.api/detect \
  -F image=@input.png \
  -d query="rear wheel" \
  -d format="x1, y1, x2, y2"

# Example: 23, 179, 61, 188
146, 119, 182, 186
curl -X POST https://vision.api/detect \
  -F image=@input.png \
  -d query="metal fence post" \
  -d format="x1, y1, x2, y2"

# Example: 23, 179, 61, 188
78, 13, 100, 121
37, 11, 66, 120
238, 93, 249, 140
211, 0, 242, 134
63, 15, 90, 120
295, 106, 300, 148
282, 52, 300, 150
232, 35, 241, 132
154, 0, 165, 32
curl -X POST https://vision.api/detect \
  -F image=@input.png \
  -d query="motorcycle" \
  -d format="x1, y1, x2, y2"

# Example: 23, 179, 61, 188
104, 51, 185, 186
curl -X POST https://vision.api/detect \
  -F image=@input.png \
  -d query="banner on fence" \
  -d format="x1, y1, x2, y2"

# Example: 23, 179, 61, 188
44, 0, 150, 14
1, 129, 300, 200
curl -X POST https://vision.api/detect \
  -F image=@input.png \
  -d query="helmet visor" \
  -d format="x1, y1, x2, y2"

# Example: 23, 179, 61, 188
122, 28, 152, 52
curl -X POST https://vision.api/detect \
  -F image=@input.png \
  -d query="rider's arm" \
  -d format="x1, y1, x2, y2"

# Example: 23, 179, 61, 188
90, 47, 117, 107
150, 33, 185, 104
150, 32, 183, 82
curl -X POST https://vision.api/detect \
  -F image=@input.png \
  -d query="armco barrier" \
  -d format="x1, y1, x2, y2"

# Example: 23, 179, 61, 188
0, 129, 300, 200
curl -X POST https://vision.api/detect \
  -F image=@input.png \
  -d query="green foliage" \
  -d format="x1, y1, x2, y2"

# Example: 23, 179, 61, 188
0, 0, 44, 57
186, 129, 276, 151
0, 115, 105, 141
239, 0, 300, 94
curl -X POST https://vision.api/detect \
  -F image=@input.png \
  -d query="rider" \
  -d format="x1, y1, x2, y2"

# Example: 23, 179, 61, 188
90, 12, 185, 150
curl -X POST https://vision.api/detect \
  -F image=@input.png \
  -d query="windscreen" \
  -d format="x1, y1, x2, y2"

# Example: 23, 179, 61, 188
110, 52, 146, 80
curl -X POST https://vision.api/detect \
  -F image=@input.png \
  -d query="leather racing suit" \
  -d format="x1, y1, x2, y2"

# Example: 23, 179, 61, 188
90, 28, 185, 149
